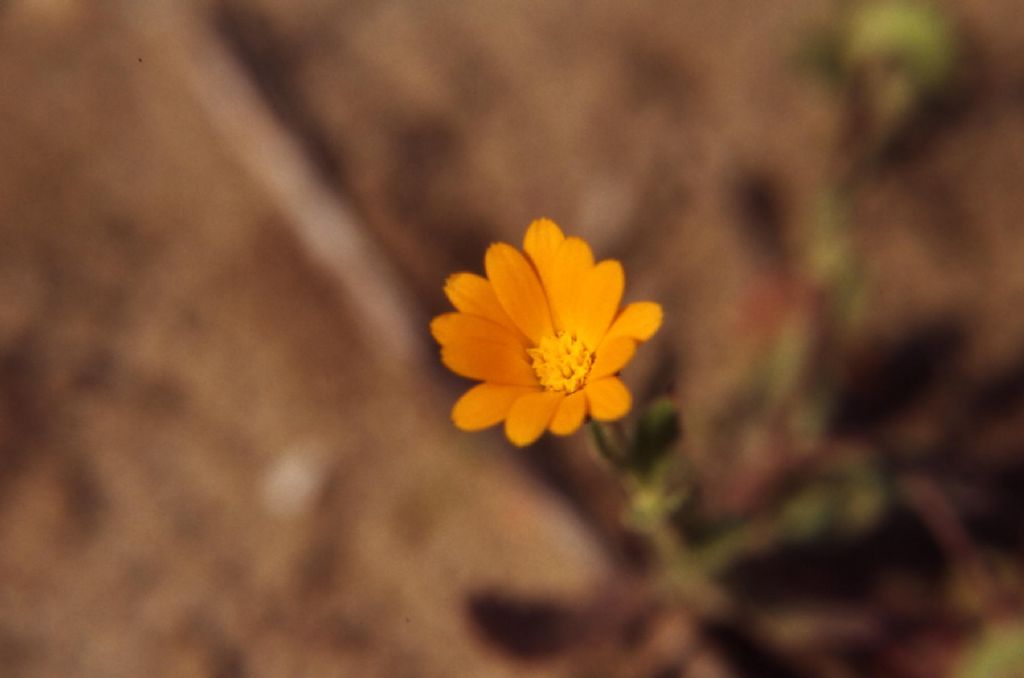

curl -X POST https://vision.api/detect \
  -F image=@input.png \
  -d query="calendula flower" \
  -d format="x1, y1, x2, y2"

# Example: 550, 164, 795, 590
432, 219, 663, 446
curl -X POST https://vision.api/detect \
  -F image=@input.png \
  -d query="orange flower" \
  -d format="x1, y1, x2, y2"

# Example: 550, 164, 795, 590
432, 219, 663, 446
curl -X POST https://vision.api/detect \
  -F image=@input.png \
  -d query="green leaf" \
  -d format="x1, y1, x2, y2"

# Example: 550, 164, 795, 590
630, 398, 682, 480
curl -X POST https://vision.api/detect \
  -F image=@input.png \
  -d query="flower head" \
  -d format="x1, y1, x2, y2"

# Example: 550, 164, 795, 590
432, 219, 663, 446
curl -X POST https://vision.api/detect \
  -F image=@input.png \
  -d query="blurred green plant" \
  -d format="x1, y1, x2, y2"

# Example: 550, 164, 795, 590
590, 399, 687, 535
800, 0, 960, 158
844, 0, 957, 98
774, 458, 889, 543
582, 4, 1015, 675
955, 621, 1024, 678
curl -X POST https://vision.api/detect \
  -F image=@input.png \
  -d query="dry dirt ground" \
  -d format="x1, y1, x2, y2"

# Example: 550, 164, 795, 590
1, 1, 1023, 676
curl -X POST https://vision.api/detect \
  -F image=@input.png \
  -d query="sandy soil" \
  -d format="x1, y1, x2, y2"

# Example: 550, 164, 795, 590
2, 1, 1023, 676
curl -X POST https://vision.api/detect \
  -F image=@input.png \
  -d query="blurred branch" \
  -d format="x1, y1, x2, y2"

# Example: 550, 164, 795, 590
123, 2, 425, 367
901, 474, 1000, 615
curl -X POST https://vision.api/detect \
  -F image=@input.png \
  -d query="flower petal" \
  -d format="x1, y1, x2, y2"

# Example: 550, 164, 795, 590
602, 302, 663, 345
444, 272, 523, 337
546, 236, 595, 332
441, 342, 536, 386
576, 259, 624, 350
505, 390, 564, 446
485, 243, 554, 344
549, 390, 587, 435
584, 376, 632, 421
431, 312, 529, 349
452, 383, 537, 431
523, 218, 565, 290
590, 336, 636, 380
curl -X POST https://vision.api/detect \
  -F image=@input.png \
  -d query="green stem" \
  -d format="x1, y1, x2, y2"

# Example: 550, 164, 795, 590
588, 420, 734, 617
588, 420, 628, 469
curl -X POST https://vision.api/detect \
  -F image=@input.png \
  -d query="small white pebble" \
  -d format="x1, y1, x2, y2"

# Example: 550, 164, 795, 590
262, 452, 324, 518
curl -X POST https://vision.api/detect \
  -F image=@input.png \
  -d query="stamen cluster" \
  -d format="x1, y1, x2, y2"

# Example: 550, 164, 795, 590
528, 331, 593, 393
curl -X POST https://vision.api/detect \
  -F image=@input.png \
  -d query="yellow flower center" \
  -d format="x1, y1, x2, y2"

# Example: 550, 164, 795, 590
527, 331, 593, 393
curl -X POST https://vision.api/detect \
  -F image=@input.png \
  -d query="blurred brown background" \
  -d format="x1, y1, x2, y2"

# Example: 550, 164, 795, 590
2, 1, 1024, 676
